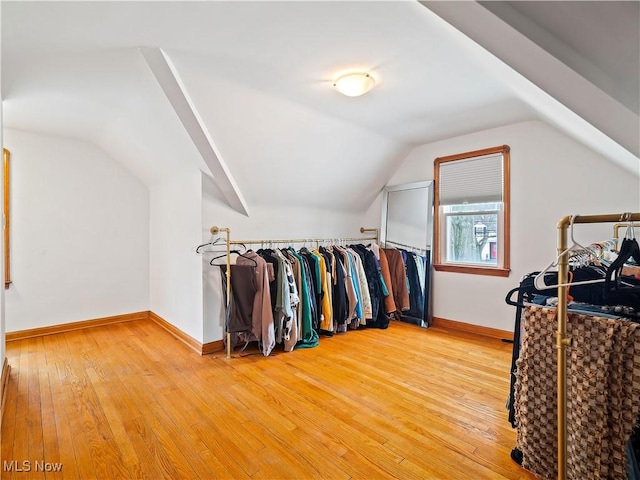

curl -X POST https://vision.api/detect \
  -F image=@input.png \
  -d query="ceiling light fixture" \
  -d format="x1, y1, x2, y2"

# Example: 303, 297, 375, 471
333, 72, 375, 97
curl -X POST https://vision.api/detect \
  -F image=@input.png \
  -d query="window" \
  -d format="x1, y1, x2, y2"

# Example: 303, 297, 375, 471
434, 145, 510, 277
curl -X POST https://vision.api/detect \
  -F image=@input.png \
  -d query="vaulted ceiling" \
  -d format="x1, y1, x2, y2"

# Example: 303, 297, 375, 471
2, 1, 638, 215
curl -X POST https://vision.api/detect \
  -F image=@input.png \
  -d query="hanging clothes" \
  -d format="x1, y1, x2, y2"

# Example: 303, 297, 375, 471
284, 249, 313, 344
351, 244, 389, 329
291, 254, 319, 349
237, 251, 276, 356
414, 253, 426, 298
334, 246, 360, 326
220, 264, 257, 349
346, 249, 365, 325
312, 249, 334, 333
348, 247, 372, 322
212, 236, 393, 355
402, 250, 425, 320
321, 246, 349, 332
257, 249, 279, 310
515, 305, 640, 480
274, 249, 299, 351
378, 248, 397, 315
280, 249, 301, 351
369, 242, 391, 298
298, 249, 320, 331
383, 247, 410, 312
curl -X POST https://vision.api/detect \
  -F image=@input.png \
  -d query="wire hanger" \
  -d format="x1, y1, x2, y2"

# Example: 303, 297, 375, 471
210, 251, 257, 267
195, 236, 226, 254
534, 215, 605, 290
605, 213, 640, 292
624, 212, 636, 241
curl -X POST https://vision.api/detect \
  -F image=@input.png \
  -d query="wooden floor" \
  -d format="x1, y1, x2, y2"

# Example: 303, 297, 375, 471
1, 319, 537, 480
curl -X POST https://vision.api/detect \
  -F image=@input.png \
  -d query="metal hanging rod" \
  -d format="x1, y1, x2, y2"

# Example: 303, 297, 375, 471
384, 239, 427, 253
210, 226, 379, 247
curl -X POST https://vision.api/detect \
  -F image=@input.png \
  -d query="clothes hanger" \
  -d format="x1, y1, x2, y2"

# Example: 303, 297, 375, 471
195, 236, 226, 254
505, 286, 526, 308
209, 249, 257, 267
534, 215, 606, 290
605, 219, 640, 292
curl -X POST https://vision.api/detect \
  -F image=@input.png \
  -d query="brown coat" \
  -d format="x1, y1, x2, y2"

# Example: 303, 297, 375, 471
378, 248, 397, 314
383, 248, 409, 312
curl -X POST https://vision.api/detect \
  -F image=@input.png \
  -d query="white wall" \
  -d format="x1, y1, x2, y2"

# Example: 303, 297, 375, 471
387, 120, 640, 331
149, 170, 204, 342
200, 175, 383, 342
3, 129, 149, 331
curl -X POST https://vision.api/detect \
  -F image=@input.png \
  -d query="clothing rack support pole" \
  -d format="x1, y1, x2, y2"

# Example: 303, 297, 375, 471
556, 215, 572, 480
211, 225, 232, 360
224, 228, 231, 359
360, 227, 379, 243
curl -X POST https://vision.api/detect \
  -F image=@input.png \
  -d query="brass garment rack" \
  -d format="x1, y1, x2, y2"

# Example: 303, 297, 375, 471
555, 212, 640, 480
207, 226, 379, 360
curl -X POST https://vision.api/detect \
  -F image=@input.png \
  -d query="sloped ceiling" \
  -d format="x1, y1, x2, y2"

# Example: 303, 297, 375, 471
2, 1, 637, 215
480, 0, 639, 114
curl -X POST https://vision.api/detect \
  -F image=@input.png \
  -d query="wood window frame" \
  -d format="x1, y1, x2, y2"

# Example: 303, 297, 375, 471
433, 145, 510, 277
3, 148, 10, 289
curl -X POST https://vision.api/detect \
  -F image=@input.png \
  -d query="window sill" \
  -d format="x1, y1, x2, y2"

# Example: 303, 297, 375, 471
433, 264, 510, 277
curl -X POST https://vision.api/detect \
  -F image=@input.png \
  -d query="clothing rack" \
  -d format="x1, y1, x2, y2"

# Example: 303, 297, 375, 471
384, 239, 427, 254
207, 226, 380, 360
555, 212, 640, 480
613, 221, 640, 250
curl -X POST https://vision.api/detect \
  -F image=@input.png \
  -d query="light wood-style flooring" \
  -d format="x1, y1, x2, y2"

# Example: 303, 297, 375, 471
1, 319, 537, 479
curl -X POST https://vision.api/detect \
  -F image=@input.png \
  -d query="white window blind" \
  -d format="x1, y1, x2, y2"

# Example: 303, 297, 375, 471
438, 153, 503, 205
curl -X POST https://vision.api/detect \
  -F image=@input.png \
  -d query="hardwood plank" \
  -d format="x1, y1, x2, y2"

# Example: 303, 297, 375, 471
27, 338, 46, 480
83, 366, 150, 479
92, 379, 166, 480
243, 373, 416, 480
1, 343, 20, 480
10, 340, 30, 480
42, 335, 80, 480
63, 335, 122, 479
85, 325, 185, 480
120, 325, 262, 478
1, 319, 536, 480
115, 365, 207, 479
149, 390, 245, 479
105, 320, 262, 478
35, 340, 62, 480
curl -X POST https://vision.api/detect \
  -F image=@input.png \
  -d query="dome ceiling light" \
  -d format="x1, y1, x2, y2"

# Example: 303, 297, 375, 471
333, 72, 375, 97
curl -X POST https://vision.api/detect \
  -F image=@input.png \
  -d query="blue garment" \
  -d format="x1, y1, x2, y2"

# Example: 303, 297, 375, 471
347, 251, 363, 321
